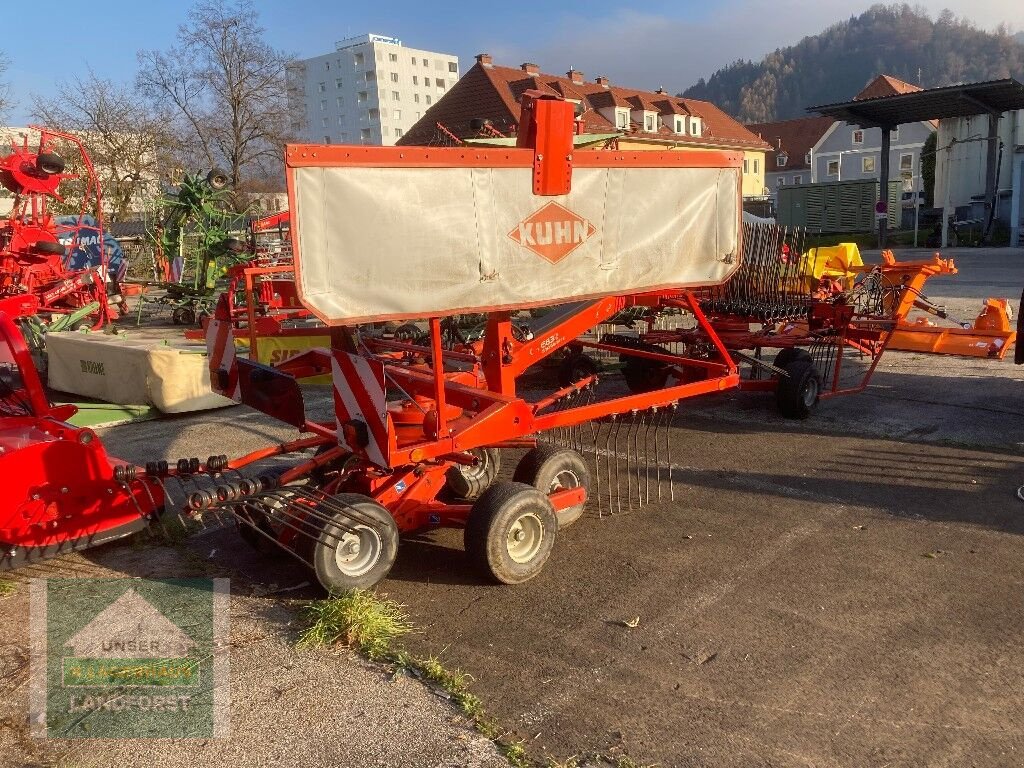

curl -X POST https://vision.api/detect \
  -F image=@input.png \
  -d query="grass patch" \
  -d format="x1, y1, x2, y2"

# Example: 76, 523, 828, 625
298, 589, 531, 765
0, 579, 16, 598
298, 589, 412, 660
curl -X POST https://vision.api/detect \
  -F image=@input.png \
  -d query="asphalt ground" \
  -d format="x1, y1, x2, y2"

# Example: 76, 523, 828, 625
1, 246, 1022, 767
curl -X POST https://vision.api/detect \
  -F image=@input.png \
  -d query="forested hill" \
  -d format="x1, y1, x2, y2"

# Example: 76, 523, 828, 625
683, 4, 1024, 123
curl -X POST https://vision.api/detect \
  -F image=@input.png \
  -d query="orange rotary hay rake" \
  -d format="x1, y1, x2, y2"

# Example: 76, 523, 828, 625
128, 92, 748, 591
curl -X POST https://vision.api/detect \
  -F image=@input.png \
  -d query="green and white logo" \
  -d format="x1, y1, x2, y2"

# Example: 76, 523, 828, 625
30, 578, 230, 738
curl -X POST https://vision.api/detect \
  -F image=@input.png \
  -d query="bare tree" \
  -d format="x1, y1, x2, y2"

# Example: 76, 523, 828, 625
31, 71, 178, 222
136, 0, 294, 203
0, 52, 12, 121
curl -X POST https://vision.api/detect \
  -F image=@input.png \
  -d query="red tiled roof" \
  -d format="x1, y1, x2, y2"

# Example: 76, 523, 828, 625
855, 74, 922, 101
398, 60, 771, 150
745, 115, 834, 172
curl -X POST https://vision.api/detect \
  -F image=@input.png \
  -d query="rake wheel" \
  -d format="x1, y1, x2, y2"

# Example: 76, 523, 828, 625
776, 359, 822, 420
312, 493, 399, 591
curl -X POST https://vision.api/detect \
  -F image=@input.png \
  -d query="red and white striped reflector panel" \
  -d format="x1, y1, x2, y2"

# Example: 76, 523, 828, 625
205, 297, 240, 401
331, 350, 390, 469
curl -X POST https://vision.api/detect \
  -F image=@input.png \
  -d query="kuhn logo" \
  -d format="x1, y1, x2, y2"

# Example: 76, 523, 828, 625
508, 202, 596, 264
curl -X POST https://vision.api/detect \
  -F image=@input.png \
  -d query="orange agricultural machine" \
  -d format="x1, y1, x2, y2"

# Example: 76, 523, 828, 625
115, 91, 748, 591
0, 127, 120, 329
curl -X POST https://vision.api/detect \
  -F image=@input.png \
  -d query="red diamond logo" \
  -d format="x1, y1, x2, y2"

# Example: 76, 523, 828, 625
508, 202, 597, 264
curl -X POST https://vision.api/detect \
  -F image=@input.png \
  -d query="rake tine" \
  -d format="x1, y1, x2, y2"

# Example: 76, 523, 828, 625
593, 420, 603, 517
603, 417, 615, 518
667, 403, 677, 502
644, 408, 654, 504
653, 406, 663, 501
611, 416, 622, 515
632, 411, 643, 509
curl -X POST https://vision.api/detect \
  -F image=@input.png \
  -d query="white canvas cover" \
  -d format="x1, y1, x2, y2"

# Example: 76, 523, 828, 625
291, 163, 740, 323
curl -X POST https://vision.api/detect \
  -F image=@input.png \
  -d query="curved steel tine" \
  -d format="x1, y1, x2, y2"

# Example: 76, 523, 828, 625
667, 403, 677, 502
644, 408, 654, 504
611, 416, 622, 515
632, 411, 643, 509
593, 419, 603, 517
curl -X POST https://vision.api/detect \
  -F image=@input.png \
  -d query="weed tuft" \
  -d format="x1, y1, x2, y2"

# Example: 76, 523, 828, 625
0, 579, 15, 598
298, 589, 411, 659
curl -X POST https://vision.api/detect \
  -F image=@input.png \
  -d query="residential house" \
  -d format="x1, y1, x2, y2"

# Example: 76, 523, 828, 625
745, 116, 834, 198
812, 76, 935, 194
398, 55, 771, 198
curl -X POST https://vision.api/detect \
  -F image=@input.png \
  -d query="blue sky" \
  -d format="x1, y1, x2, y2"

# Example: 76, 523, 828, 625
2, 0, 1018, 125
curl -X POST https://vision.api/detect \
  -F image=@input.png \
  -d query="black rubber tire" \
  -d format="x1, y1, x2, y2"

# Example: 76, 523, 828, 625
176, 306, 197, 326
776, 359, 822, 420
312, 493, 399, 591
512, 446, 590, 528
557, 352, 598, 387
33, 240, 65, 255
36, 152, 65, 175
771, 348, 811, 371
207, 167, 229, 190
464, 482, 557, 584
621, 344, 671, 393
445, 448, 500, 499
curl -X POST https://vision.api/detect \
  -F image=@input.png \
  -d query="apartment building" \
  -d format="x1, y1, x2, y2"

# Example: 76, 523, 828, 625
287, 33, 460, 146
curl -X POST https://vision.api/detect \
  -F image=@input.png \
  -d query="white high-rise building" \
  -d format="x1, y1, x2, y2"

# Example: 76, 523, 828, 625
287, 34, 459, 146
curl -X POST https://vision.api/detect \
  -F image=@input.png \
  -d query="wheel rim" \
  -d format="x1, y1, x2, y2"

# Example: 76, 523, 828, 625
802, 377, 820, 407
458, 449, 489, 481
506, 512, 544, 564
333, 524, 382, 576
548, 469, 580, 494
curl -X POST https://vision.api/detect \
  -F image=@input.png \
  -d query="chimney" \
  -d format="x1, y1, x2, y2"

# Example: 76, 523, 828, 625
775, 136, 782, 150
655, 87, 667, 95
566, 68, 584, 85
595, 75, 610, 87
475, 53, 493, 67
521, 62, 540, 75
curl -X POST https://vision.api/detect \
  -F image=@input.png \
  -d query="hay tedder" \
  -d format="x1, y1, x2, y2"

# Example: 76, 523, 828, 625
0, 127, 120, 330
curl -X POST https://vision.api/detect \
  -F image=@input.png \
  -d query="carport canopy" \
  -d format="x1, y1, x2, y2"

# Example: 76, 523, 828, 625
807, 78, 1024, 247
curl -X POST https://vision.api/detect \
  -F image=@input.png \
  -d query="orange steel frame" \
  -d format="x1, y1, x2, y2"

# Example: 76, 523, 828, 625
198, 92, 746, 535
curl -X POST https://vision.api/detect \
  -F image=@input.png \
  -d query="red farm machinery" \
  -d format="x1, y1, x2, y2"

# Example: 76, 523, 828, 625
0, 127, 121, 331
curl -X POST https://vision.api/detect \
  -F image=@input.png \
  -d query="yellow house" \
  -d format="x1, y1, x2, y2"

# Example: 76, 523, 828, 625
399, 55, 771, 198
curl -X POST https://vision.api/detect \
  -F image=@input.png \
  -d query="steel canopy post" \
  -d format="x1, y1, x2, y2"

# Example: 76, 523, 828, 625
878, 126, 891, 249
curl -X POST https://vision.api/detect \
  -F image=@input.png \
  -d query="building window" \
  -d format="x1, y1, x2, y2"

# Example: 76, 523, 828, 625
413, 75, 418, 85
319, 99, 327, 111
395, 128, 404, 138
436, 78, 445, 89
743, 158, 749, 173
852, 129, 863, 144
900, 153, 913, 172
777, 177, 785, 187
644, 113, 655, 131
336, 96, 344, 108
365, 70, 376, 82
324, 135, 331, 143
411, 56, 417, 65
393, 109, 401, 120
354, 53, 364, 67
615, 109, 629, 129
321, 116, 328, 127
392, 91, 400, 101
357, 91, 367, 102
414, 94, 420, 103
777, 153, 788, 167
805, 152, 811, 164
325, 62, 330, 71
340, 132, 348, 142
361, 128, 371, 143
415, 112, 420, 120
448, 62, 458, 73
336, 78, 343, 88
390, 72, 399, 83
689, 118, 700, 136
753, 159, 759, 174
389, 53, 398, 62
425, 95, 432, 105
827, 160, 839, 176
423, 58, 429, 67
674, 117, 684, 134
862, 155, 876, 173
793, 175, 802, 184
891, 127, 900, 141
318, 82, 326, 92
368, 108, 379, 121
